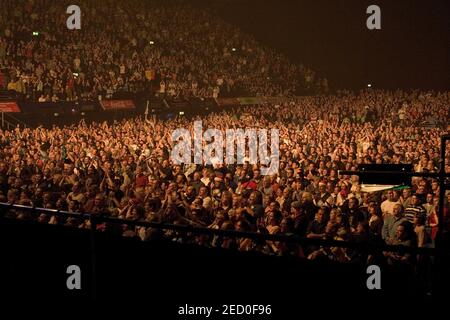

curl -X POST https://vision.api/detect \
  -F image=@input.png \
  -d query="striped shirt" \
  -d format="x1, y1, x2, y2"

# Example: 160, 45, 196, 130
404, 205, 426, 223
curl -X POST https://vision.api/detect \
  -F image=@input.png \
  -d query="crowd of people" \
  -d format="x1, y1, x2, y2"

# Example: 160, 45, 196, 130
0, 0, 325, 102
0, 2, 449, 287
1, 89, 449, 268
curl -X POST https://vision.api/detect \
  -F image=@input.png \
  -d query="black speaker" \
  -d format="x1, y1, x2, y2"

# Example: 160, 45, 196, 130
357, 164, 413, 186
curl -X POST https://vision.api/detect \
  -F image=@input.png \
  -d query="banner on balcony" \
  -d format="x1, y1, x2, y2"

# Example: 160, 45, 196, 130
100, 100, 135, 110
0, 101, 21, 113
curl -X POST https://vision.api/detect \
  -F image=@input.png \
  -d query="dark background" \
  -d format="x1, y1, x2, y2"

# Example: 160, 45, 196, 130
197, 0, 449, 91
2, 217, 434, 306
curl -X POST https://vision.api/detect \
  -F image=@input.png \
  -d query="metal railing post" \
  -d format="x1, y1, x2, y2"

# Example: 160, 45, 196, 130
89, 214, 97, 299
437, 134, 449, 247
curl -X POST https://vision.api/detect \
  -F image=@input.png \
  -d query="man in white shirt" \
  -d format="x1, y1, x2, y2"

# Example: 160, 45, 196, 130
381, 190, 401, 216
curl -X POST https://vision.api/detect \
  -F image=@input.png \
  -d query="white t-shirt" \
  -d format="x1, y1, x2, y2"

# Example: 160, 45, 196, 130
381, 199, 400, 215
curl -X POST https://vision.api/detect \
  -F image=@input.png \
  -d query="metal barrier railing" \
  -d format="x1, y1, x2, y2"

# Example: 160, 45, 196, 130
1, 202, 448, 256
3, 201, 448, 299
1, 112, 29, 129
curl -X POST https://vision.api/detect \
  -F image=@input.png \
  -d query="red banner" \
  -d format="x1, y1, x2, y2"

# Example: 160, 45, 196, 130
100, 100, 135, 110
0, 101, 21, 113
